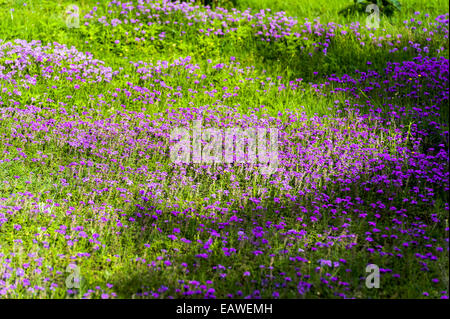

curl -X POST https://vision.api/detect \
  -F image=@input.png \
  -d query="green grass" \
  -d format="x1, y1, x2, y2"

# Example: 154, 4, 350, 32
0, 0, 448, 299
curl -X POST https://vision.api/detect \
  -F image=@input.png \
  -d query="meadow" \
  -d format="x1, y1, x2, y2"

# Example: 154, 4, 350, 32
0, 0, 448, 299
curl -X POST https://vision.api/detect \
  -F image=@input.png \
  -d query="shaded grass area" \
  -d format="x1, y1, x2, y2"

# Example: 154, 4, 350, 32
0, 0, 448, 299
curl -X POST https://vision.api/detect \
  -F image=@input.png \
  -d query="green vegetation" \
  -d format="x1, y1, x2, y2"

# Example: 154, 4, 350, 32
0, 0, 448, 299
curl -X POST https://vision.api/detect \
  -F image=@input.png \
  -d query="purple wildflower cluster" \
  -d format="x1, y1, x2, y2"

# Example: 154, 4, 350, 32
83, 1, 448, 56
0, 2, 448, 299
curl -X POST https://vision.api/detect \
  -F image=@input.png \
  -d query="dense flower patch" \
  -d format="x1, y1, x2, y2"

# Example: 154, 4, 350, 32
83, 1, 448, 51
0, 0, 448, 299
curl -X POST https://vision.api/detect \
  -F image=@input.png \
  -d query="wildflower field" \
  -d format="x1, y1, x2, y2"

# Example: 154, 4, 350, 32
0, 0, 448, 299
